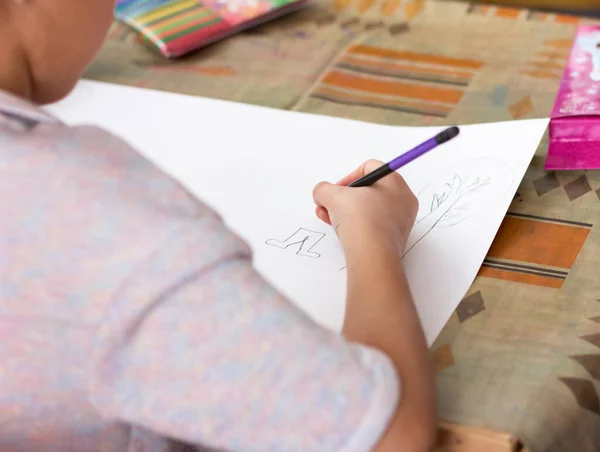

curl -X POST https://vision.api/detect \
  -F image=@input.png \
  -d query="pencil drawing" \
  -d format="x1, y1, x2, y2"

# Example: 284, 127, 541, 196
266, 228, 326, 258
403, 173, 490, 255
403, 158, 515, 257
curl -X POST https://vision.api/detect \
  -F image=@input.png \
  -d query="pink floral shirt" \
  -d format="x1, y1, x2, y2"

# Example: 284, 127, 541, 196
0, 90, 399, 452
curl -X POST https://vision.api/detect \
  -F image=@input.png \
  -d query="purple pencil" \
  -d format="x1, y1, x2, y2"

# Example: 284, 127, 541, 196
349, 126, 460, 187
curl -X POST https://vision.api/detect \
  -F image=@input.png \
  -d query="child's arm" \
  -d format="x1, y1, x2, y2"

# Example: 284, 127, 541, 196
313, 160, 436, 452
344, 247, 436, 452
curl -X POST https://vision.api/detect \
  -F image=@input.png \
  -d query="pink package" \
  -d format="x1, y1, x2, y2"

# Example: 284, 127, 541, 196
547, 25, 600, 170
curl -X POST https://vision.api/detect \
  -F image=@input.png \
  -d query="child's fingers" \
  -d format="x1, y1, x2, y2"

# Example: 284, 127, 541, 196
312, 181, 338, 208
315, 206, 331, 225
336, 159, 386, 186
336, 162, 368, 186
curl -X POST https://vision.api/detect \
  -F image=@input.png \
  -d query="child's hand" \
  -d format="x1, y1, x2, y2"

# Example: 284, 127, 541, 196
313, 160, 418, 252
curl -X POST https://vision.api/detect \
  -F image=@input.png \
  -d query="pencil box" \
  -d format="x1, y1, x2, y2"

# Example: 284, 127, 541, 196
546, 25, 600, 170
115, 0, 309, 58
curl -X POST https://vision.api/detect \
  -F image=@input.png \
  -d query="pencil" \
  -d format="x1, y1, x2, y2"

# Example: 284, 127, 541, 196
349, 126, 460, 188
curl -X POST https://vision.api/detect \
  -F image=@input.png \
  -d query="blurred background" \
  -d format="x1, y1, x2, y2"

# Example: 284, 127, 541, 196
450, 0, 600, 16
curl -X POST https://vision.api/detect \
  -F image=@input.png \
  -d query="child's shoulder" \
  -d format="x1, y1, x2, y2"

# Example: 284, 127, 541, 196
0, 89, 247, 308
0, 89, 208, 221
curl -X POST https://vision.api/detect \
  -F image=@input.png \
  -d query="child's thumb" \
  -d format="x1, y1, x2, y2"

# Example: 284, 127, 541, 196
312, 181, 340, 208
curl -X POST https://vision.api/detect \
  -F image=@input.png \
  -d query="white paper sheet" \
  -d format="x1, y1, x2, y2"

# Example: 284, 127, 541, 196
45, 81, 549, 344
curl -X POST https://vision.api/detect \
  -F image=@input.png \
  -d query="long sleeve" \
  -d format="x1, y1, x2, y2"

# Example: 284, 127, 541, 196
0, 93, 400, 452
88, 219, 400, 452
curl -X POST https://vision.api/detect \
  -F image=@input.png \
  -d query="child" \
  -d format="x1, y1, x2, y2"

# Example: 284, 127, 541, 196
0, 1, 435, 451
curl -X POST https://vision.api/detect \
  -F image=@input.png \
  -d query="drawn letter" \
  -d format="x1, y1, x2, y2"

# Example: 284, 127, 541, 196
266, 228, 326, 258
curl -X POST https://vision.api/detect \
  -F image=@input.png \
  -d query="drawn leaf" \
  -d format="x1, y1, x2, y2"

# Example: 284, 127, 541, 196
407, 159, 515, 257
445, 205, 469, 218
452, 174, 462, 189
431, 193, 441, 211
425, 174, 462, 218
460, 177, 491, 196
436, 176, 492, 227
444, 213, 460, 219
445, 174, 462, 198
420, 173, 493, 228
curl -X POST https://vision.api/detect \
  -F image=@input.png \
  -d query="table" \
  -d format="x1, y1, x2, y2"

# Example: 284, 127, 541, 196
88, 1, 600, 450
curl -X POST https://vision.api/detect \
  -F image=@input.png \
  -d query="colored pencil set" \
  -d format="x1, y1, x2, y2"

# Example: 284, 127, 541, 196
115, 0, 308, 58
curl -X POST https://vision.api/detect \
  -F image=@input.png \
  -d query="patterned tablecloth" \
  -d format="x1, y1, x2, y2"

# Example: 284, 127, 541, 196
88, 1, 600, 450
